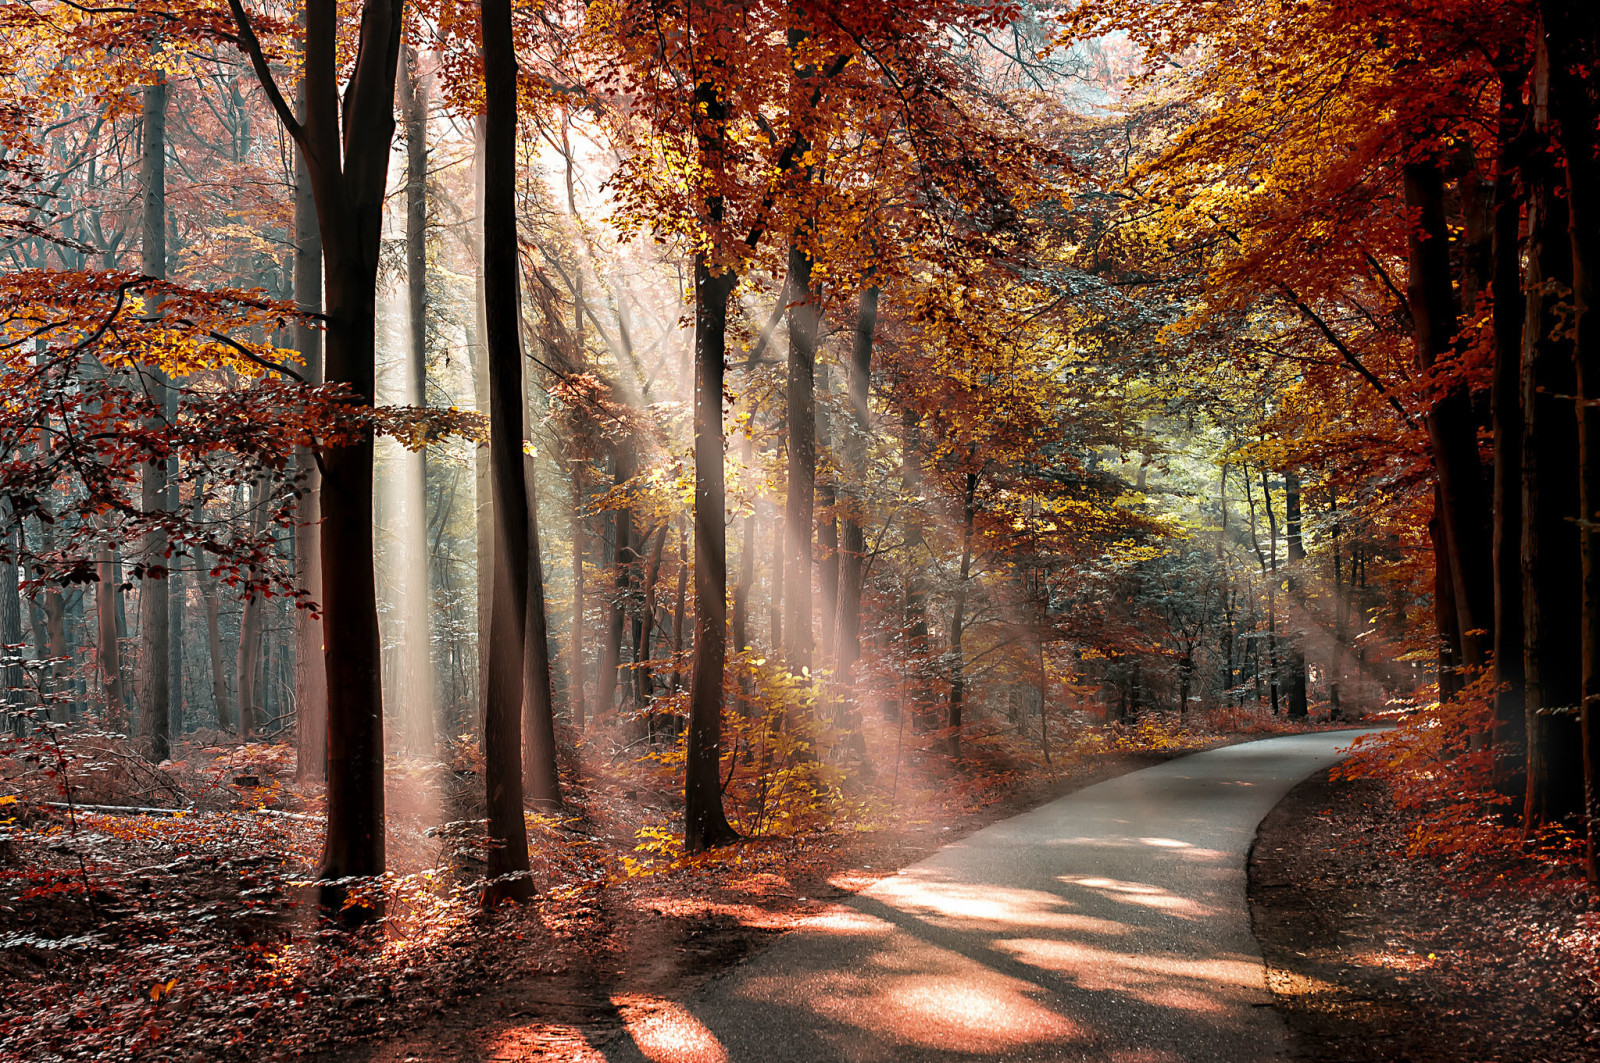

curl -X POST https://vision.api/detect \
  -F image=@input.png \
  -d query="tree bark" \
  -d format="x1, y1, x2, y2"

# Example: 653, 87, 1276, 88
836, 286, 877, 687
1490, 59, 1530, 790
1284, 470, 1308, 718
683, 72, 738, 854
598, 444, 636, 716
292, 73, 327, 778
945, 471, 978, 755
234, 0, 407, 915
784, 243, 818, 673
1405, 157, 1495, 673
1539, 0, 1600, 882
522, 450, 560, 807
481, 0, 535, 903
138, 75, 170, 761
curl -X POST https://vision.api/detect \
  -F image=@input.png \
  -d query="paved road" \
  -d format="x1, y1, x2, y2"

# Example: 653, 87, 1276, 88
599, 729, 1380, 1063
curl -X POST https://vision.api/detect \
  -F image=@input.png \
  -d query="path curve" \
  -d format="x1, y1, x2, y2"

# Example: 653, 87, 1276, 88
601, 728, 1382, 1063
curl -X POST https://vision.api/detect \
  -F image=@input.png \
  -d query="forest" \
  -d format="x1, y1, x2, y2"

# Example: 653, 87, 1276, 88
2, 0, 1599, 1060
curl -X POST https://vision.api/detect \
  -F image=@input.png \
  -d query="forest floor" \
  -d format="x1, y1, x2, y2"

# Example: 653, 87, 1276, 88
1251, 769, 1600, 1063
1, 710, 1321, 1063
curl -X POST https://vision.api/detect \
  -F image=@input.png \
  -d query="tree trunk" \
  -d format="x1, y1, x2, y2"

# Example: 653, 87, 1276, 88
598, 444, 636, 716
671, 514, 688, 694
522, 450, 561, 807
635, 524, 669, 710
138, 75, 170, 762
1405, 157, 1495, 673
236, 480, 269, 738
732, 430, 754, 656
570, 466, 586, 729
816, 362, 839, 665
481, 0, 535, 903
836, 286, 877, 687
470, 117, 493, 733
1, 530, 22, 731
1284, 470, 1308, 717
398, 40, 435, 754
683, 72, 738, 854
784, 243, 818, 673
292, 75, 327, 778
1490, 60, 1530, 790
1520, 34, 1583, 831
95, 550, 127, 725
1539, 0, 1600, 882
945, 472, 978, 756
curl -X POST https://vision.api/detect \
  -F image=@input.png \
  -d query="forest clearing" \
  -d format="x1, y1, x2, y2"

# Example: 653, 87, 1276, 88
2, 0, 1600, 1059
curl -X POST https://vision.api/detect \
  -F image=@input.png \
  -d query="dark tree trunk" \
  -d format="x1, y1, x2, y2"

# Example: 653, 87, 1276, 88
522, 452, 560, 807
292, 75, 327, 779
249, 0, 406, 916
95, 551, 127, 725
732, 430, 754, 656
671, 514, 688, 694
1539, 0, 1600, 882
480, 0, 534, 903
139, 76, 170, 761
1405, 158, 1495, 672
816, 363, 839, 665
683, 73, 738, 854
1521, 35, 1583, 831
570, 467, 586, 729
636, 524, 669, 709
1490, 60, 1530, 791
784, 243, 818, 672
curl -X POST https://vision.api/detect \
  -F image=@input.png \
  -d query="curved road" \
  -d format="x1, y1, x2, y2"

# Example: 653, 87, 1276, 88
600, 729, 1380, 1063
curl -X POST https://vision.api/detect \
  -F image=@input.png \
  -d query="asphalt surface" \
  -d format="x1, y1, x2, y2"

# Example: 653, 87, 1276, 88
600, 729, 1381, 1063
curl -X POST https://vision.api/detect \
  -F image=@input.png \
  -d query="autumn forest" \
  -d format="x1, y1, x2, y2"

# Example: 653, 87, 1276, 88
2, 0, 1600, 1060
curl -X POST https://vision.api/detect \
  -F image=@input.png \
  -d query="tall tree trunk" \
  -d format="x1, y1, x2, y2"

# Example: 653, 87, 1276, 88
522, 449, 560, 807
1539, 0, 1600, 882
816, 363, 839, 665
470, 117, 493, 732
1490, 59, 1530, 791
1260, 468, 1280, 714
945, 471, 978, 756
732, 430, 754, 656
95, 550, 127, 725
292, 73, 327, 778
398, 41, 435, 754
481, 0, 535, 903
1284, 470, 1308, 718
1521, 34, 1582, 832
570, 466, 586, 729
836, 286, 877, 687
902, 407, 931, 726
671, 514, 688, 694
138, 75, 170, 762
1405, 157, 1495, 672
683, 72, 738, 854
784, 242, 818, 672
231, 0, 407, 913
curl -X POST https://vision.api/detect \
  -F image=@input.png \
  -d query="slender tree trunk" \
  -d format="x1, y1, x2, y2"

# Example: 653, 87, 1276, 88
95, 551, 127, 725
732, 430, 754, 655
945, 472, 978, 756
481, 0, 535, 903
784, 242, 818, 673
598, 445, 636, 716
292, 75, 327, 778
636, 524, 669, 708
683, 72, 738, 854
522, 449, 560, 807
816, 363, 839, 665
836, 286, 877, 687
570, 466, 586, 729
1260, 468, 1281, 714
398, 41, 435, 754
236, 480, 269, 738
470, 118, 493, 731
1, 530, 21, 731
138, 75, 170, 761
671, 514, 688, 694
1284, 470, 1308, 718
1490, 60, 1530, 790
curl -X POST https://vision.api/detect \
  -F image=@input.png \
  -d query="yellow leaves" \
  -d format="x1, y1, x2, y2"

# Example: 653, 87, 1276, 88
149, 978, 178, 1003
